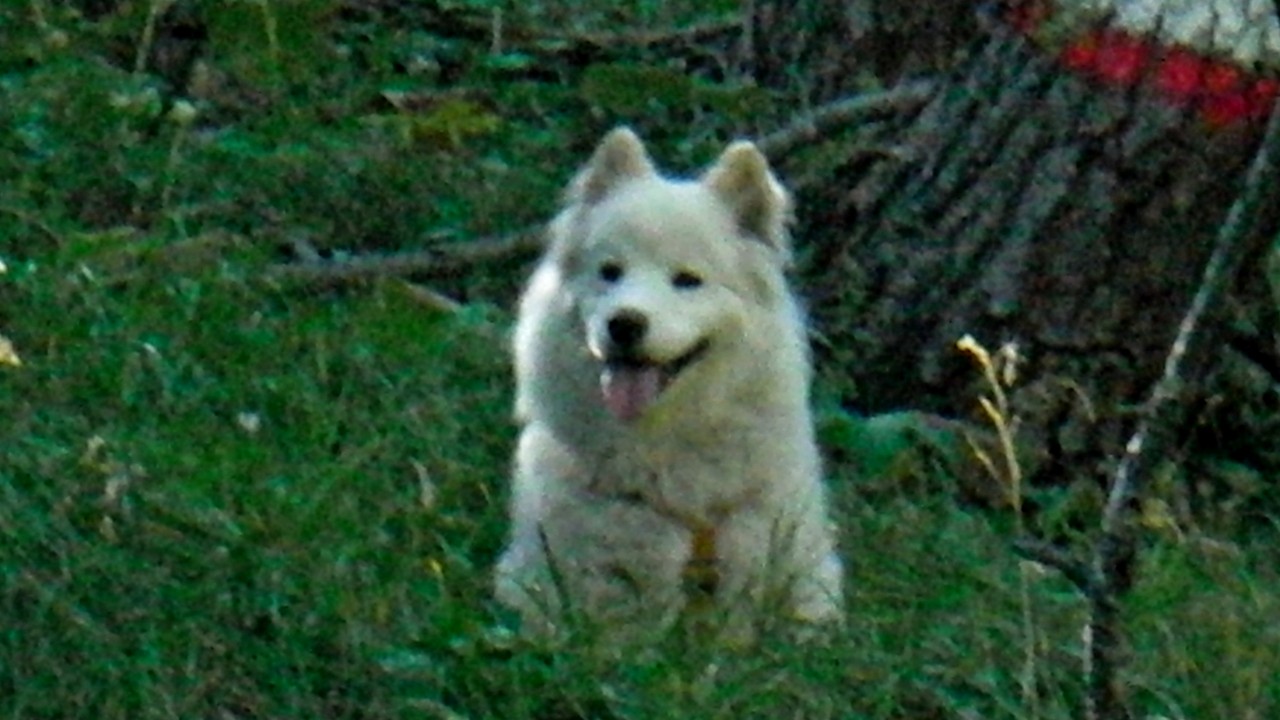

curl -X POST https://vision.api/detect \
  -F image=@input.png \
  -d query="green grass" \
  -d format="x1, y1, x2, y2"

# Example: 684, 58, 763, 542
0, 257, 512, 718
3, 253, 1278, 718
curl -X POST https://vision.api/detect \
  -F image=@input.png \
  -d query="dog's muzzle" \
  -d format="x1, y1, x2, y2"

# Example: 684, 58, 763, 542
595, 312, 710, 422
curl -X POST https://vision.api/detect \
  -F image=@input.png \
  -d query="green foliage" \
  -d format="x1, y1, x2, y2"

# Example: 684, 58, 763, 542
204, 0, 338, 89
819, 409, 964, 486
582, 62, 770, 126
582, 62, 696, 115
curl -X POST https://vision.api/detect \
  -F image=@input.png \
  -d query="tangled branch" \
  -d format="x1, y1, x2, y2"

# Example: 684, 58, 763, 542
1019, 99, 1280, 720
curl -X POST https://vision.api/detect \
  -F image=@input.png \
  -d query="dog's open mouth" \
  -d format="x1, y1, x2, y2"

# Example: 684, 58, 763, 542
599, 339, 710, 422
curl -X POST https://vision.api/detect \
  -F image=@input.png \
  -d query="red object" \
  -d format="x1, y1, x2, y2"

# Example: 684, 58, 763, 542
1202, 61, 1243, 95
1200, 62, 1251, 127
1201, 90, 1251, 127
1024, 4, 1275, 131
1155, 48, 1204, 102
1061, 33, 1100, 72
1094, 31, 1150, 85
1248, 78, 1279, 120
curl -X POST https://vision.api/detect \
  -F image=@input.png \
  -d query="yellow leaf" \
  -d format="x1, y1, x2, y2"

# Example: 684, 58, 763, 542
0, 335, 20, 367
409, 99, 501, 150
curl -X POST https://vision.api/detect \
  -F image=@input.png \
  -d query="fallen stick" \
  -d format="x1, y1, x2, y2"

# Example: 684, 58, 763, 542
266, 82, 936, 285
265, 226, 544, 285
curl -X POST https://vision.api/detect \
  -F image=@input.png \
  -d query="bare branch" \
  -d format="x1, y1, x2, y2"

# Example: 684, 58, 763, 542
0, 205, 64, 245
1012, 537, 1095, 598
1086, 99, 1280, 720
756, 80, 936, 158
1226, 326, 1280, 386
430, 2, 742, 57
265, 226, 544, 285
266, 84, 935, 285
517, 19, 741, 52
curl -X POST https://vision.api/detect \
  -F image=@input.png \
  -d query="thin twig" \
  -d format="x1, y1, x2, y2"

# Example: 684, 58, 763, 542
399, 281, 463, 314
1226, 328, 1280, 386
265, 226, 544, 284
266, 83, 935, 285
1012, 537, 1095, 598
283, 231, 322, 262
1085, 99, 1280, 720
473, 17, 740, 52
738, 0, 755, 81
0, 205, 64, 245
414, 0, 741, 56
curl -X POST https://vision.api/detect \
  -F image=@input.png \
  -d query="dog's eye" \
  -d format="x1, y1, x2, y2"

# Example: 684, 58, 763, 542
671, 270, 704, 290
599, 262, 624, 283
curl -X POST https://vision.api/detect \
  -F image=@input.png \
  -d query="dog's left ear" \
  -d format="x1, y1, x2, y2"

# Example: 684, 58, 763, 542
702, 141, 793, 257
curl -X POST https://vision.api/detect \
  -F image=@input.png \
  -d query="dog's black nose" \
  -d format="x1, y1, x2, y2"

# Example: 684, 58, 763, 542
607, 311, 648, 349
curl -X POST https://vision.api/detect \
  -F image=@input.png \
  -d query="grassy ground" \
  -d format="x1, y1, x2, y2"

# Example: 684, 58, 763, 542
2, 2, 1279, 718
4, 233, 1279, 719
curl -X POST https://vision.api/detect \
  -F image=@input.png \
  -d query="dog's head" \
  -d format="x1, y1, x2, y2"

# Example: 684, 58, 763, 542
546, 128, 795, 423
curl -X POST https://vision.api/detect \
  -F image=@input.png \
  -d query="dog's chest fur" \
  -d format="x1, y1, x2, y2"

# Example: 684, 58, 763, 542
580, 421, 794, 525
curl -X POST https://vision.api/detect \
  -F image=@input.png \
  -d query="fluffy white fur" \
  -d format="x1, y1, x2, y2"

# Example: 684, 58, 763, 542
494, 128, 843, 640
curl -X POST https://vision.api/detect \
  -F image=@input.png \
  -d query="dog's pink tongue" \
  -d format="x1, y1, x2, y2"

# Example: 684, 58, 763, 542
601, 366, 661, 422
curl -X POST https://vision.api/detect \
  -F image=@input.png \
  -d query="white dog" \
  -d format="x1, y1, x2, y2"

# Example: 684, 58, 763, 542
494, 128, 843, 640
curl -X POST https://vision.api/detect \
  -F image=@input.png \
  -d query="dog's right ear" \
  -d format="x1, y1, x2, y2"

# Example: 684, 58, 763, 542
567, 127, 655, 207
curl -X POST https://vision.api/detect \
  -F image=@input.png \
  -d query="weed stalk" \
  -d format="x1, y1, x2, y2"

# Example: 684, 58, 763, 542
958, 335, 1040, 718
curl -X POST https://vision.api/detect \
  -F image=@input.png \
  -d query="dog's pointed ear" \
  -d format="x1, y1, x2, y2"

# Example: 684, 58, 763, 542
702, 141, 793, 257
568, 127, 655, 206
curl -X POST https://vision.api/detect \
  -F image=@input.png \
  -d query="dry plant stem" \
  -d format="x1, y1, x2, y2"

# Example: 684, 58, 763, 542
160, 127, 188, 216
959, 337, 1039, 713
0, 206, 62, 245
267, 83, 935, 284
490, 7, 503, 55
466, 18, 740, 52
257, 0, 281, 71
134, 0, 170, 74
28, 0, 49, 29
738, 0, 755, 81
1086, 100, 1280, 720
999, 390, 1038, 713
